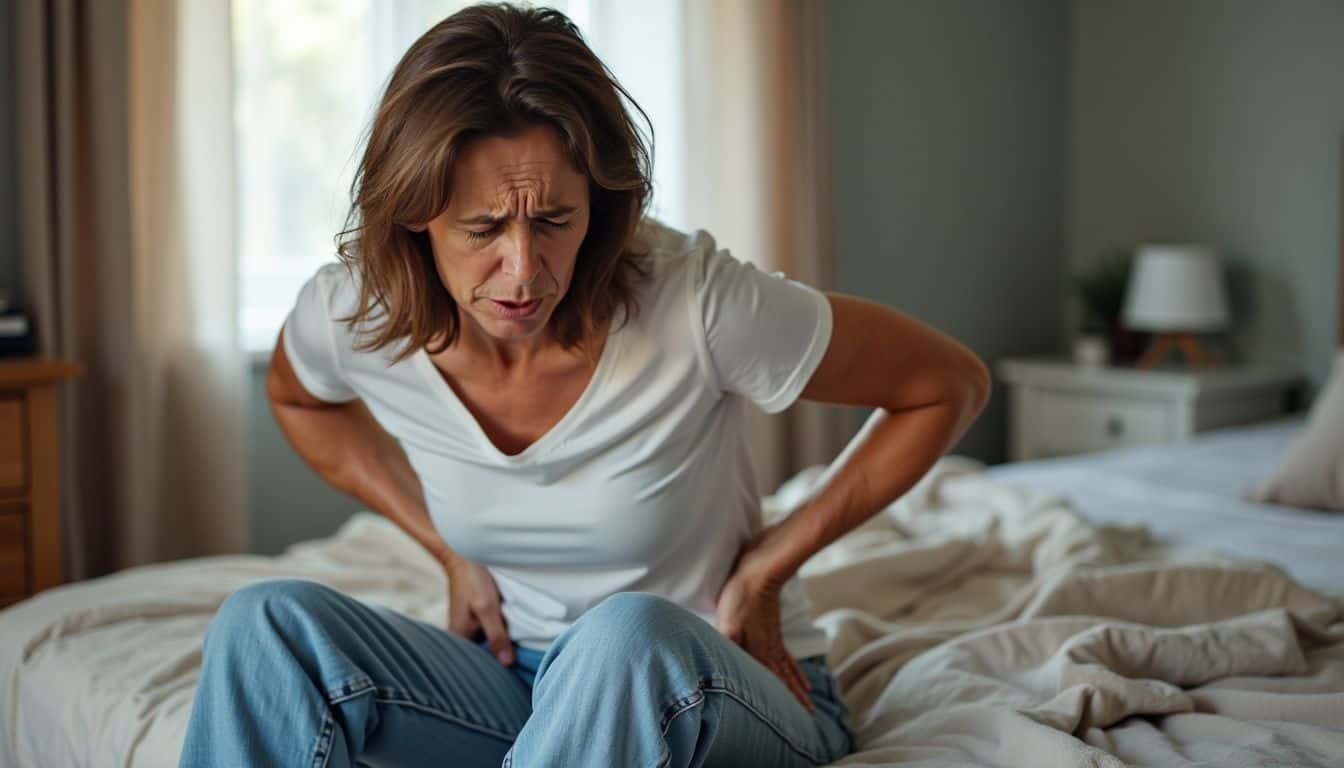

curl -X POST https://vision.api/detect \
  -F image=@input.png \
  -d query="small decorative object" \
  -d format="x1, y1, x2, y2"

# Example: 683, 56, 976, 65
1070, 253, 1140, 363
1072, 335, 1110, 367
1122, 244, 1230, 370
0, 289, 35, 358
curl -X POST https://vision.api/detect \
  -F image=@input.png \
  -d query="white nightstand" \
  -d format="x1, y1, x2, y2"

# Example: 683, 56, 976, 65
997, 358, 1300, 461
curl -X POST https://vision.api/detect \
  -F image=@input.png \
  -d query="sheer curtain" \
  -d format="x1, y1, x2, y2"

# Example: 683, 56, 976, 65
13, 0, 244, 578
682, 0, 849, 493
126, 0, 246, 565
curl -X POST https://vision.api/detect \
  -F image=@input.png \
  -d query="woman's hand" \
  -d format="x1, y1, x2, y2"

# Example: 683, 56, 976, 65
714, 528, 814, 712
445, 556, 515, 666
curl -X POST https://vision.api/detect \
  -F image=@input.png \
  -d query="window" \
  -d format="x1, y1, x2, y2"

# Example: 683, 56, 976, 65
233, 0, 685, 353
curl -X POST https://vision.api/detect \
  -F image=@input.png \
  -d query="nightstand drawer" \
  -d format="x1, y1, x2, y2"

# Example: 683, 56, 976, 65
1024, 390, 1170, 457
0, 398, 25, 492
0, 512, 26, 597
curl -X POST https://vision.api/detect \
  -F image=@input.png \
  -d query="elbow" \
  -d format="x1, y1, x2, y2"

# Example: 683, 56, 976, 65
951, 351, 992, 428
968, 354, 992, 415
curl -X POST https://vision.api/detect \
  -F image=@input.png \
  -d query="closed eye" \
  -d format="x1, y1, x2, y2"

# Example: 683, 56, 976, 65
465, 218, 574, 242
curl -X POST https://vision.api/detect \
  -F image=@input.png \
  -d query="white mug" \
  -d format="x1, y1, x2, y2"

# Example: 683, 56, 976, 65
1072, 335, 1110, 367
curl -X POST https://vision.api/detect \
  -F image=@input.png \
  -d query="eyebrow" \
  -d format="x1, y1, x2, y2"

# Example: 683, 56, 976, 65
456, 205, 579, 226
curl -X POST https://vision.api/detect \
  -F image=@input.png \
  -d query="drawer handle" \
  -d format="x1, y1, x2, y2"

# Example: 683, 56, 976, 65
1106, 415, 1125, 438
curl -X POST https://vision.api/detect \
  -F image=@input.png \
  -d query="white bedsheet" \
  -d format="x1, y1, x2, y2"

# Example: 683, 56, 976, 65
0, 519, 450, 768
986, 417, 1344, 596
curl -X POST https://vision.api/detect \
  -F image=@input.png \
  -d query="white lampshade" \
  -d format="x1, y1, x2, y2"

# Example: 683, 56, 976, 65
1121, 244, 1230, 332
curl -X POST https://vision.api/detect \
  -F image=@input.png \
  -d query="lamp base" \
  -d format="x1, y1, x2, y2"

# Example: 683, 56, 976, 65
1136, 332, 1219, 370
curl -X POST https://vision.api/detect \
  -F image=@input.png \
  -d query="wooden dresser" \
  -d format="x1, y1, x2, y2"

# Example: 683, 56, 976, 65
0, 359, 81, 608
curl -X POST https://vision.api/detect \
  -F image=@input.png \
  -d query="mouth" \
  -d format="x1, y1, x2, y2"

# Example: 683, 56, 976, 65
488, 297, 544, 320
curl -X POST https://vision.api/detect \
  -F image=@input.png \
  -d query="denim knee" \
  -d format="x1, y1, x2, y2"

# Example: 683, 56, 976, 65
207, 578, 333, 643
568, 591, 699, 651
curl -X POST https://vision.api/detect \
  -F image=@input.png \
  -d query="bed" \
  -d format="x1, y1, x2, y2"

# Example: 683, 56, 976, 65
4, 148, 1342, 768
2, 414, 1342, 767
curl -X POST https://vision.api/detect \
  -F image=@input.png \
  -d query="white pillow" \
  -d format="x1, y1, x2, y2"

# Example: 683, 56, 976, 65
1251, 350, 1344, 512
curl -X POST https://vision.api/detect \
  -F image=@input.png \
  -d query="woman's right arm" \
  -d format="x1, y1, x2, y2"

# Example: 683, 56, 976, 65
265, 330, 516, 664
266, 328, 450, 566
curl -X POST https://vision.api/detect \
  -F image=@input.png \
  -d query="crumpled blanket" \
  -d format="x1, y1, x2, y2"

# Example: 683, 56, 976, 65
771, 457, 1344, 767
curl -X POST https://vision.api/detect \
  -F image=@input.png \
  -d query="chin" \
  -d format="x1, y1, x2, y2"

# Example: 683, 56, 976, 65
489, 321, 547, 340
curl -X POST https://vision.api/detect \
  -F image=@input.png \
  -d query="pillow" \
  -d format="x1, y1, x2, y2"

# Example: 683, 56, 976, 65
1251, 350, 1344, 512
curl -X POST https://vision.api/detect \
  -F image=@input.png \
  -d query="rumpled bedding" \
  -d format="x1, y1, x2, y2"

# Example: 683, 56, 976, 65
1, 456, 1341, 767
777, 458, 1344, 766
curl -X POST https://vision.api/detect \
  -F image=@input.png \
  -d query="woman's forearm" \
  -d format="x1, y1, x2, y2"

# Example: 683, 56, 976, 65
742, 389, 986, 588
269, 397, 460, 568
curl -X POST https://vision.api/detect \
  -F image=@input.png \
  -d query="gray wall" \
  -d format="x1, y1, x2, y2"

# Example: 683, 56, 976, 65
1070, 0, 1344, 393
828, 0, 1070, 464
248, 359, 362, 554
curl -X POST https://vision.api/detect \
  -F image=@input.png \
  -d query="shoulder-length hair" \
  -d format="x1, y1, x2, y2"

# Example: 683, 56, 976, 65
336, 2, 652, 362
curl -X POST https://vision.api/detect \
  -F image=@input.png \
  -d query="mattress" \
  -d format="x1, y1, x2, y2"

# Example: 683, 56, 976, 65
986, 416, 1344, 595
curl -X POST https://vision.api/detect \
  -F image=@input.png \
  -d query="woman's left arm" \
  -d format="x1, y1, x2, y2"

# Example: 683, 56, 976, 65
714, 292, 991, 707
743, 292, 991, 585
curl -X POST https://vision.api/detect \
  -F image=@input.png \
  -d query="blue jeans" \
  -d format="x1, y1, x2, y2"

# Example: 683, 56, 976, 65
177, 579, 854, 767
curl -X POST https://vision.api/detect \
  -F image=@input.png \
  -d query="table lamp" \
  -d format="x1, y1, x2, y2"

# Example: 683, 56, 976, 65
1121, 244, 1230, 370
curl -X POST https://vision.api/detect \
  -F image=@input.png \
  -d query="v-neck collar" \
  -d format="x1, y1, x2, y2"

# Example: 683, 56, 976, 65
413, 319, 623, 465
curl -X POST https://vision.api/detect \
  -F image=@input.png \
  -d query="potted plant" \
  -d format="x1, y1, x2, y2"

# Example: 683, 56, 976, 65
1070, 253, 1146, 365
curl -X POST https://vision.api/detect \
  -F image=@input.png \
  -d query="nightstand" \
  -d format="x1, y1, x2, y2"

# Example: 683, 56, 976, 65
0, 358, 81, 608
997, 358, 1299, 461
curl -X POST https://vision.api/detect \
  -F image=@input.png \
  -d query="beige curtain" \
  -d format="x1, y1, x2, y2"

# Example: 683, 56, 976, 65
683, 0, 850, 493
14, 0, 245, 579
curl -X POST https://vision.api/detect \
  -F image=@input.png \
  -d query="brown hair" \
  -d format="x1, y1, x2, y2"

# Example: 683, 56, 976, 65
336, 2, 652, 362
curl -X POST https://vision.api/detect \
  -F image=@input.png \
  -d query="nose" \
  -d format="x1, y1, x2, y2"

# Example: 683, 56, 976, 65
502, 228, 542, 286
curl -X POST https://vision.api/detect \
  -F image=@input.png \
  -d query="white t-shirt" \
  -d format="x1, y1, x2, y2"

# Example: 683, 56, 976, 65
282, 218, 834, 658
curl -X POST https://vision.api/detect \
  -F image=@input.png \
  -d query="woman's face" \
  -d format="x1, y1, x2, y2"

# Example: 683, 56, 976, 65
418, 122, 591, 346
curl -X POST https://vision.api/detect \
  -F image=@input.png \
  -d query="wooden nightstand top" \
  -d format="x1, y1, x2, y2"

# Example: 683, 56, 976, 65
996, 357, 1301, 400
0, 358, 83, 387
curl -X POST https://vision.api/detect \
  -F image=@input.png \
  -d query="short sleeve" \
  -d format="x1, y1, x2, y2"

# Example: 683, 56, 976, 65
281, 264, 359, 403
692, 241, 833, 414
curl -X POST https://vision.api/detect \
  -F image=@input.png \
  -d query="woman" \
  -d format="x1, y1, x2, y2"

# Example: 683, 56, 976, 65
178, 4, 989, 767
